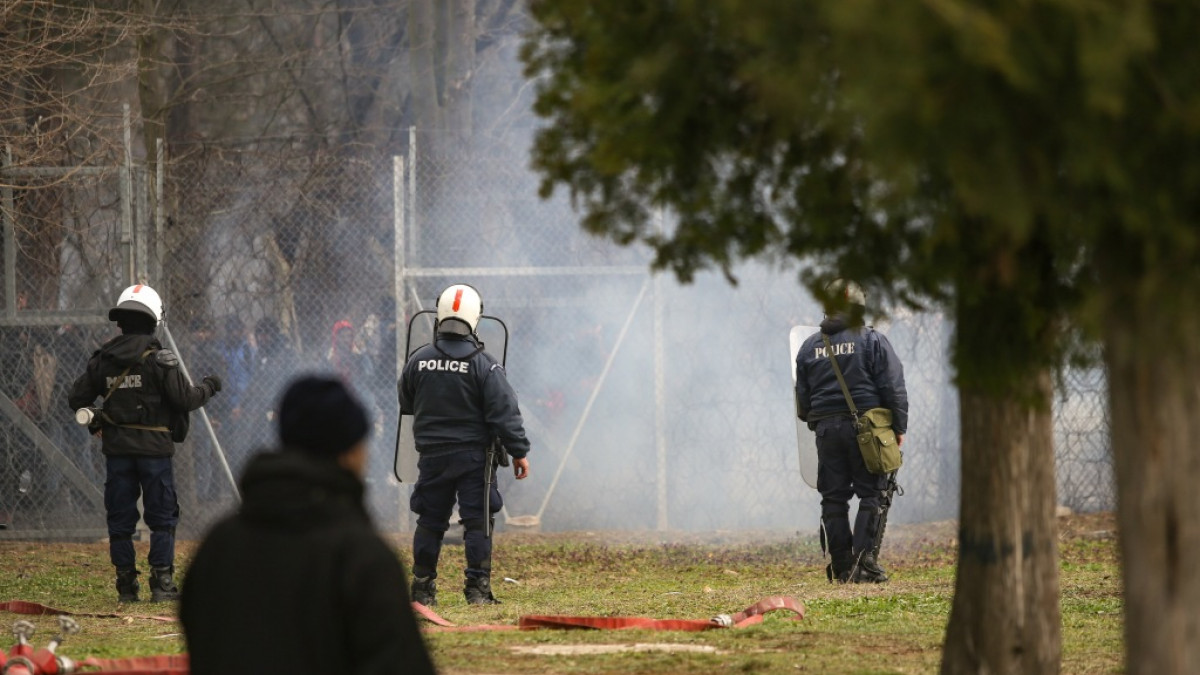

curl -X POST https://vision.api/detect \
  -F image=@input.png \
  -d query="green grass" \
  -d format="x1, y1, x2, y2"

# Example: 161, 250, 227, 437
0, 514, 1123, 674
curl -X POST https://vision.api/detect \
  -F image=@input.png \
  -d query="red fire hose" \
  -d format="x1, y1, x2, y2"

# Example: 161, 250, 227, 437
415, 595, 805, 633
2, 596, 804, 673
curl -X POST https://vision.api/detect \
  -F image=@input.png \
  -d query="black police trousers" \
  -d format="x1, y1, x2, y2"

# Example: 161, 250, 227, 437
105, 455, 179, 569
815, 416, 888, 554
410, 447, 502, 580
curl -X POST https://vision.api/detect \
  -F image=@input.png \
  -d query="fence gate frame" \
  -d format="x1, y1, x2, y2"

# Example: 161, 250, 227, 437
0, 107, 151, 527
391, 138, 673, 531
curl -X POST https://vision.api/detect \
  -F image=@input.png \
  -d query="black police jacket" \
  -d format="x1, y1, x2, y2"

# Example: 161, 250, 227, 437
180, 451, 436, 675
795, 316, 909, 434
398, 332, 531, 459
67, 333, 215, 458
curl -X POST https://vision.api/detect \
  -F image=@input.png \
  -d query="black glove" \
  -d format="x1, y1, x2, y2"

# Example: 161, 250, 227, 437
202, 375, 223, 393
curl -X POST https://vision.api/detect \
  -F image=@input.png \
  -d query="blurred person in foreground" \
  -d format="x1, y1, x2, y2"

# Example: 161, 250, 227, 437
68, 284, 221, 603
795, 279, 908, 584
399, 284, 530, 606
180, 375, 435, 675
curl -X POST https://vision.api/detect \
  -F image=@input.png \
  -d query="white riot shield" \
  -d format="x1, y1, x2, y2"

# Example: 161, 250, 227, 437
394, 312, 508, 483
394, 416, 419, 484
790, 325, 820, 489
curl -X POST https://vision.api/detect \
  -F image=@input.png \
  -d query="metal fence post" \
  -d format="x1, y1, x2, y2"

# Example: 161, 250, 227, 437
155, 139, 165, 284
408, 126, 418, 268
2, 146, 14, 318
654, 210, 667, 531
121, 103, 135, 285
394, 155, 406, 378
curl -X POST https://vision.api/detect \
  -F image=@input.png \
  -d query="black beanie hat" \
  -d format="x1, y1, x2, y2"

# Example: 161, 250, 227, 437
278, 375, 371, 457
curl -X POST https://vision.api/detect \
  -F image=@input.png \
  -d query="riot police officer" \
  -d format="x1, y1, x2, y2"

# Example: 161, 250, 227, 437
68, 284, 221, 602
795, 280, 908, 583
398, 284, 530, 605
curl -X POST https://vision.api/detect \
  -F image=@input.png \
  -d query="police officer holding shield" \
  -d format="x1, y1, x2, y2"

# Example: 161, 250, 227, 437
795, 280, 908, 584
68, 284, 221, 602
398, 284, 530, 605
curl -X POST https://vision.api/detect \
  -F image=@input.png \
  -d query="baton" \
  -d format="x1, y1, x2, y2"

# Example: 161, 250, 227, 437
484, 437, 510, 537
484, 439, 497, 537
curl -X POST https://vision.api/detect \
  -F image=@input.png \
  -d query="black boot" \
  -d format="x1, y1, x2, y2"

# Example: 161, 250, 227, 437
149, 566, 179, 602
852, 552, 889, 584
115, 568, 140, 603
464, 576, 499, 605
411, 576, 438, 607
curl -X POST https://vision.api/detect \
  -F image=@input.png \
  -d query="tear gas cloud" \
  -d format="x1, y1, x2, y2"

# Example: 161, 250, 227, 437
402, 176, 964, 534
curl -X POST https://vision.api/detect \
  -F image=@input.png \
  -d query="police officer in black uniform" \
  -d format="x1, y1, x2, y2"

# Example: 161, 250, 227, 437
795, 280, 908, 583
398, 284, 530, 606
68, 284, 221, 602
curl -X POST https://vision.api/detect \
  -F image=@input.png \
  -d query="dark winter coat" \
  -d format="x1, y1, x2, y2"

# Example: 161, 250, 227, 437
180, 451, 436, 675
67, 333, 215, 457
795, 316, 909, 434
398, 333, 530, 459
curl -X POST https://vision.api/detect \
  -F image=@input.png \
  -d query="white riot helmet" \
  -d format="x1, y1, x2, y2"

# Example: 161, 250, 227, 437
436, 284, 483, 335
108, 284, 164, 323
825, 278, 866, 309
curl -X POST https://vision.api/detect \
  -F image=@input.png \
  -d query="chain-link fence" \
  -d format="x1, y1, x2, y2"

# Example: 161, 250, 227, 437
158, 144, 406, 535
0, 129, 1114, 540
1053, 366, 1112, 513
0, 151, 138, 537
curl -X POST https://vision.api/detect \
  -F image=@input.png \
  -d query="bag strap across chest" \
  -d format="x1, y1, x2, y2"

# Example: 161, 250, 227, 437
100, 348, 170, 433
101, 348, 154, 402
822, 334, 859, 418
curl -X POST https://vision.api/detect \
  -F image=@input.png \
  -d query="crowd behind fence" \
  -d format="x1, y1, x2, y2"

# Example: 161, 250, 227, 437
0, 139, 1114, 539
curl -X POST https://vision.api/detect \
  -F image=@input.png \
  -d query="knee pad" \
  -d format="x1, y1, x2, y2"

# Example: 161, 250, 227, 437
822, 513, 850, 529
460, 518, 493, 534
821, 501, 851, 520
821, 514, 852, 555
110, 533, 134, 542
149, 526, 176, 537
415, 525, 445, 541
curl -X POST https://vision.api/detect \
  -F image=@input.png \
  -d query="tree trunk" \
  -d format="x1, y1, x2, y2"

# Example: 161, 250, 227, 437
16, 72, 67, 308
408, 0, 441, 136
445, 0, 474, 149
137, 0, 170, 174
941, 376, 1061, 673
1104, 305, 1200, 674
